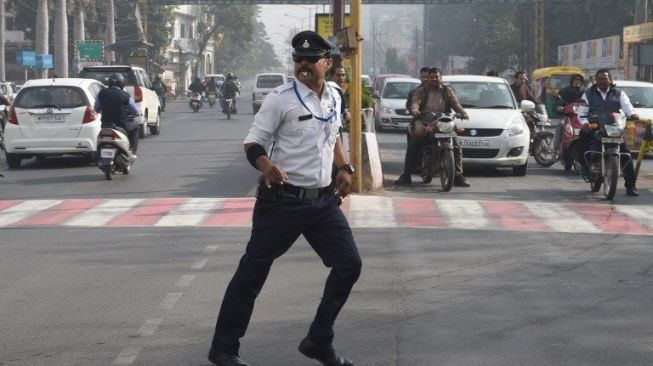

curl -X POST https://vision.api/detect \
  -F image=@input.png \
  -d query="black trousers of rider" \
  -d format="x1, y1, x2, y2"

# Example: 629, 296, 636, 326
210, 191, 362, 356
403, 132, 464, 177
576, 131, 636, 188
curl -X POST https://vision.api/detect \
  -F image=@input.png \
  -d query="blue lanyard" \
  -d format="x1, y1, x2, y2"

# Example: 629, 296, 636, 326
293, 81, 337, 123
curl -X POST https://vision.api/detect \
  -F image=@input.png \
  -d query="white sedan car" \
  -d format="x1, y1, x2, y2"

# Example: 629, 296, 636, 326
373, 77, 421, 131
444, 75, 531, 176
3, 78, 105, 169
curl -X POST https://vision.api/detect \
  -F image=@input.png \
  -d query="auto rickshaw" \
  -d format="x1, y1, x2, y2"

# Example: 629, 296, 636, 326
532, 66, 586, 117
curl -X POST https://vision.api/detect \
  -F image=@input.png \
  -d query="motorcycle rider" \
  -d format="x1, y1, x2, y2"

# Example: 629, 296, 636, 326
552, 74, 586, 154
94, 73, 141, 156
220, 73, 240, 111
510, 70, 535, 104
152, 76, 167, 111
395, 67, 471, 187
188, 76, 206, 106
578, 68, 640, 196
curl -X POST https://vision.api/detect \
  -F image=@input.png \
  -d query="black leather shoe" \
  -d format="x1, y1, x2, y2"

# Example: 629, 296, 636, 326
453, 174, 470, 187
626, 187, 639, 197
298, 337, 354, 366
208, 349, 250, 366
394, 174, 412, 186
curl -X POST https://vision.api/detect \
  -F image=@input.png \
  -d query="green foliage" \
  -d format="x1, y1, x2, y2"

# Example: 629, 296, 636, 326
467, 4, 520, 73
214, 19, 281, 75
385, 48, 408, 74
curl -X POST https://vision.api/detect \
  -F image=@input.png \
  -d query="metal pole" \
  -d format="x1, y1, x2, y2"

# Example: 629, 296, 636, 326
349, 0, 362, 192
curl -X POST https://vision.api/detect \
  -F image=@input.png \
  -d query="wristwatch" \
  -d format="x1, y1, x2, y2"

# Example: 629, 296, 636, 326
339, 163, 355, 174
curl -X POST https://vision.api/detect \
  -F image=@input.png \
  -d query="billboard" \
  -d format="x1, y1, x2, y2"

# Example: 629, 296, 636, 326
558, 35, 620, 70
315, 13, 351, 40
76, 41, 104, 62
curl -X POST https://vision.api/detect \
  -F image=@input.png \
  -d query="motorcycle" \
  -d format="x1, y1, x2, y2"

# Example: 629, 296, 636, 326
580, 112, 631, 200
559, 102, 585, 172
413, 112, 458, 191
188, 92, 202, 112
207, 91, 216, 108
523, 102, 556, 167
222, 93, 237, 120
96, 117, 138, 180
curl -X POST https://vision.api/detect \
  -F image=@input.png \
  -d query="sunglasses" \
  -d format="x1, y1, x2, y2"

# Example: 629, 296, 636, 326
293, 55, 325, 64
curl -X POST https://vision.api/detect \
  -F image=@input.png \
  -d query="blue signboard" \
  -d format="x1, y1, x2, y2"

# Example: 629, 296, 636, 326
35, 54, 53, 70
17, 51, 36, 67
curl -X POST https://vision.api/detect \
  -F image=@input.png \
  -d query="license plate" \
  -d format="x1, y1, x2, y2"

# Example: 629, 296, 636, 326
602, 137, 623, 144
433, 133, 453, 139
100, 148, 116, 158
459, 139, 489, 148
36, 114, 65, 122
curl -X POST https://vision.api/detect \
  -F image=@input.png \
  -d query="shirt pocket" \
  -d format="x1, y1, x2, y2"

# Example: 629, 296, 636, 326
280, 116, 317, 137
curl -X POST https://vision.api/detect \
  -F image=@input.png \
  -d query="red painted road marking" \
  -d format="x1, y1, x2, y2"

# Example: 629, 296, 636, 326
0, 200, 22, 211
202, 198, 254, 227
15, 199, 104, 226
480, 200, 548, 231
571, 204, 652, 235
109, 198, 187, 226
394, 198, 444, 227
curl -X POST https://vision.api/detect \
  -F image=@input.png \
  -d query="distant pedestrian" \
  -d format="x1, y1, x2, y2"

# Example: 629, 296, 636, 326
207, 30, 361, 366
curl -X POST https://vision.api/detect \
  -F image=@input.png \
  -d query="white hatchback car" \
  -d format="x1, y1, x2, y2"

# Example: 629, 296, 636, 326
373, 77, 421, 131
614, 80, 653, 150
252, 73, 287, 114
3, 78, 105, 169
444, 75, 531, 176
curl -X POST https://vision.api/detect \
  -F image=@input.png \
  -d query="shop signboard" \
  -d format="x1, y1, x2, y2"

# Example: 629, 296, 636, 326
558, 35, 620, 70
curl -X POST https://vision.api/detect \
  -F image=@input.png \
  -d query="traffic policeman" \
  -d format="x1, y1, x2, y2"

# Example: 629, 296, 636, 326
208, 31, 361, 366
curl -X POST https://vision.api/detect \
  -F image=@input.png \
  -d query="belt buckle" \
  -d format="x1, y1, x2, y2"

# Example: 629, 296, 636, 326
303, 188, 320, 200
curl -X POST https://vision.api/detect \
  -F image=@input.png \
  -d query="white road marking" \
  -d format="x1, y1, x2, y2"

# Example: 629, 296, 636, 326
155, 198, 223, 226
137, 318, 163, 336
436, 199, 491, 230
64, 199, 143, 226
204, 244, 219, 253
0, 200, 62, 226
191, 258, 209, 270
348, 196, 397, 228
525, 202, 601, 233
176, 274, 196, 287
111, 346, 141, 365
158, 292, 183, 309
614, 204, 653, 229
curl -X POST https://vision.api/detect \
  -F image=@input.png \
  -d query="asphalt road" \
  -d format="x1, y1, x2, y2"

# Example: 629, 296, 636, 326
2, 95, 653, 366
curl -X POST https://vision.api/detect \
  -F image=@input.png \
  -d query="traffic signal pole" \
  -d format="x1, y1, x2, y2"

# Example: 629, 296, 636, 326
349, 0, 362, 192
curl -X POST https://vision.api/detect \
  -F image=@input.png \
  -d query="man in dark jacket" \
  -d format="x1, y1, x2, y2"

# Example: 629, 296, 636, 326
510, 70, 535, 104
94, 73, 141, 154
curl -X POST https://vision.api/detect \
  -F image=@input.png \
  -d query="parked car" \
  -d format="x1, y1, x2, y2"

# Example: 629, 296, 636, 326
252, 73, 287, 114
78, 65, 161, 137
0, 81, 16, 102
443, 74, 531, 176
3, 78, 105, 168
615, 80, 653, 151
361, 74, 372, 91
371, 74, 411, 97
373, 77, 421, 131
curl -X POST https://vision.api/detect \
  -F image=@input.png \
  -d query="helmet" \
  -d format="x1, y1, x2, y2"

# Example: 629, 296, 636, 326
226, 72, 234, 80
108, 73, 125, 89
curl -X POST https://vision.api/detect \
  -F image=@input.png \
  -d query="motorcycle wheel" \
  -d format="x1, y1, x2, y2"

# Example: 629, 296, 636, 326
103, 165, 114, 180
440, 149, 455, 192
227, 108, 231, 120
603, 155, 619, 200
563, 158, 573, 172
422, 175, 432, 184
533, 133, 556, 167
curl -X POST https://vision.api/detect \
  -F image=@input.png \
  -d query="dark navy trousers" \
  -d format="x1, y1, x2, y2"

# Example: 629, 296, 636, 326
210, 192, 362, 356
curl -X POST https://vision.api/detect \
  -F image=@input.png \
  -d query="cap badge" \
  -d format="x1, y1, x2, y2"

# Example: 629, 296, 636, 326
303, 40, 310, 48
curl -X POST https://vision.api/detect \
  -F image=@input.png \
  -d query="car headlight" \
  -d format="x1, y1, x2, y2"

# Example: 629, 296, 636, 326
506, 118, 525, 137
382, 106, 394, 114
436, 121, 455, 134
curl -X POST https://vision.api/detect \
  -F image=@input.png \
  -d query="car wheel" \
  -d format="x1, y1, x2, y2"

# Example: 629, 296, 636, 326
139, 120, 146, 138
5, 152, 22, 169
149, 112, 161, 135
374, 117, 383, 132
513, 160, 528, 176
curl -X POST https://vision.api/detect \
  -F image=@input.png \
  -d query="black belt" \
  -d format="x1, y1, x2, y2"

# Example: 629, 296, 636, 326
257, 181, 330, 200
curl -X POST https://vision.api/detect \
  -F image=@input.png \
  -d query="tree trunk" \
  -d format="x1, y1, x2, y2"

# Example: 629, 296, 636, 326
35, 0, 49, 78
73, 3, 86, 43
0, 0, 5, 80
105, 0, 115, 64
54, 0, 68, 77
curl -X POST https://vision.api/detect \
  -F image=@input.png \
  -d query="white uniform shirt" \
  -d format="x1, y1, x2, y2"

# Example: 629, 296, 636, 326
244, 80, 342, 188
579, 86, 635, 125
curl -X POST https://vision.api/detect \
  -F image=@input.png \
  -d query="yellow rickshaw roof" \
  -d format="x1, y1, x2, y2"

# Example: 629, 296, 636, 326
532, 66, 585, 81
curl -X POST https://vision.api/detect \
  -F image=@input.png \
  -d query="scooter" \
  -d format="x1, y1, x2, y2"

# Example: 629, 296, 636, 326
96, 117, 138, 180
524, 103, 556, 167
559, 102, 585, 172
414, 112, 458, 191
189, 92, 202, 113
581, 112, 631, 200
222, 93, 237, 120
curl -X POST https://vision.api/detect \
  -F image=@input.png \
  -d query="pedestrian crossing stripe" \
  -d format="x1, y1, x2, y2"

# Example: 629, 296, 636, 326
1, 196, 653, 236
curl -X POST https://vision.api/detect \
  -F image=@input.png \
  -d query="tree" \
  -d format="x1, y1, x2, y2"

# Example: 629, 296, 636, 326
54, 0, 67, 77
35, 0, 48, 78
467, 3, 520, 73
1, 0, 6, 80
385, 48, 408, 74
215, 20, 281, 75
104, 0, 115, 64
